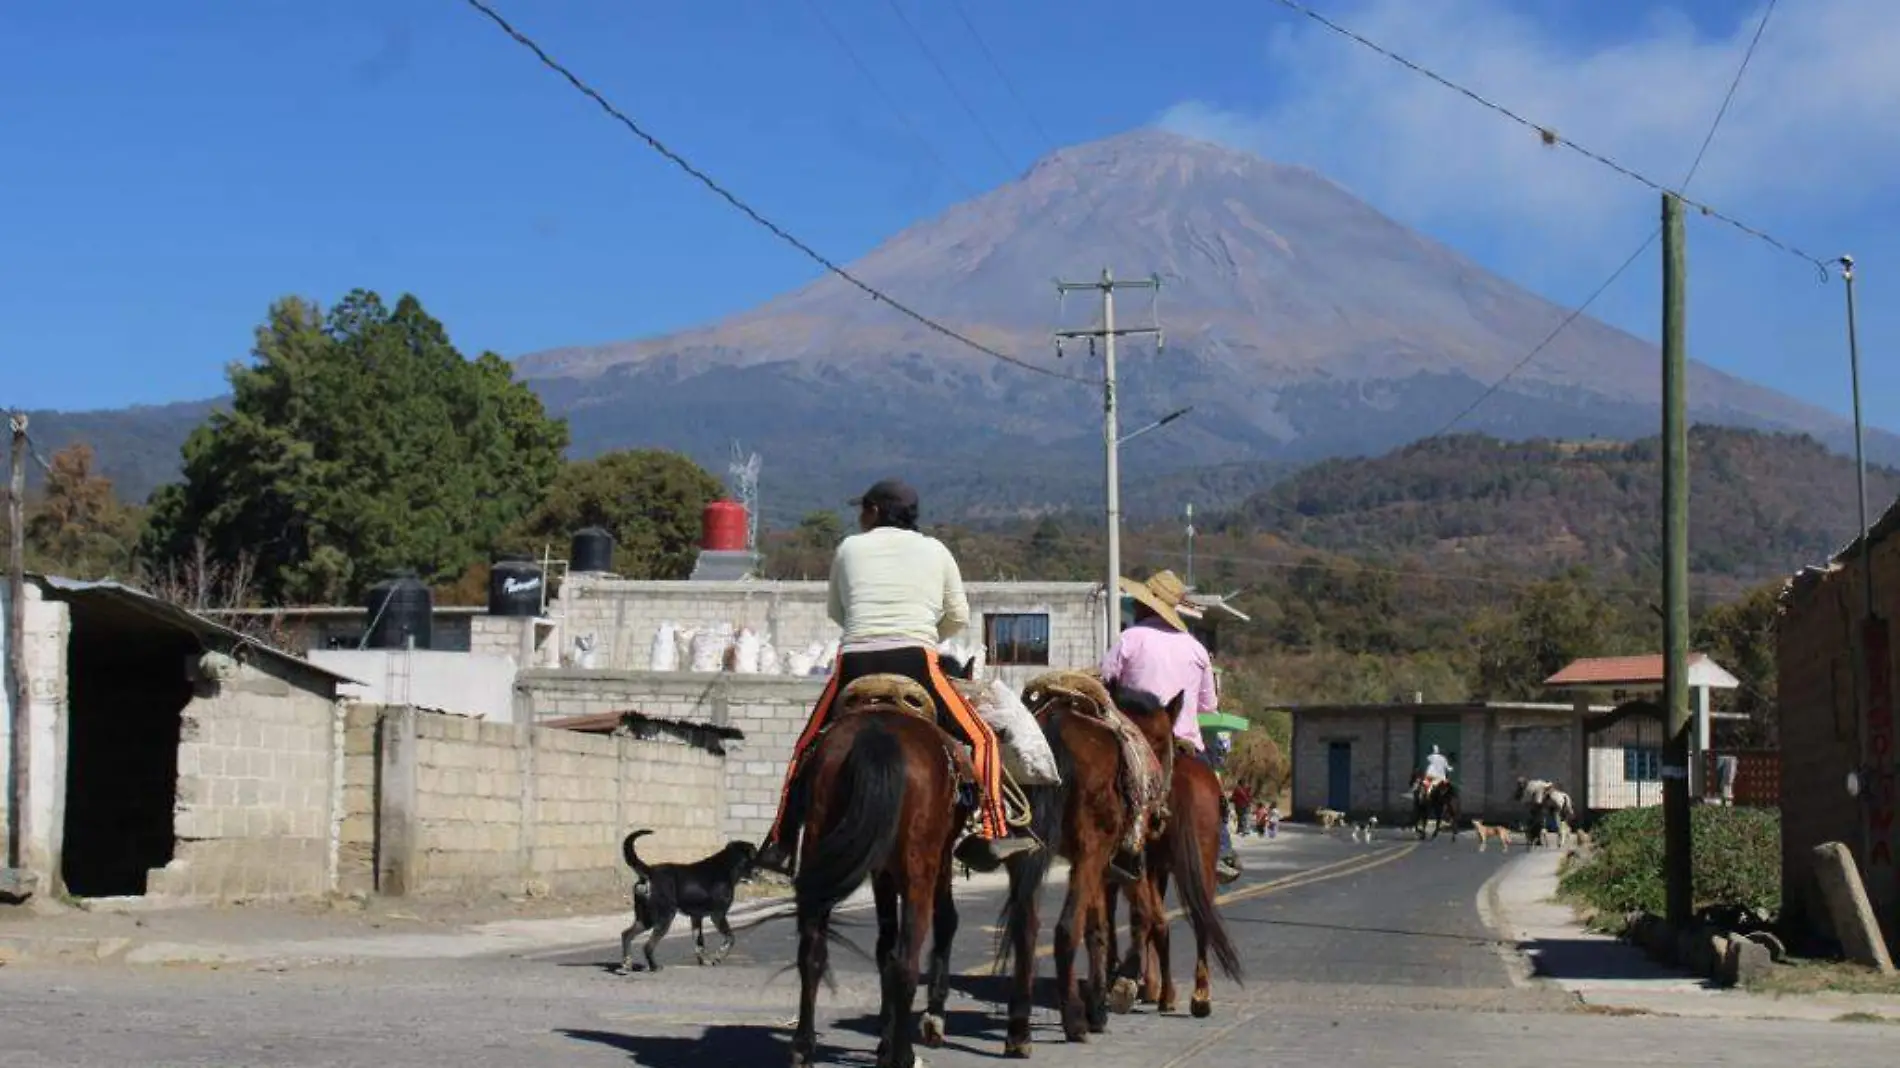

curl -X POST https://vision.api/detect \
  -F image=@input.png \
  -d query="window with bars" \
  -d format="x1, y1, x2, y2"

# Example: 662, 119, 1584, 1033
1623, 746, 1662, 783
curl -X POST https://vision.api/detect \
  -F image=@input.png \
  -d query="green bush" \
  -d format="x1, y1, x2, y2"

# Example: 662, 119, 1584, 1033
1558, 805, 1780, 920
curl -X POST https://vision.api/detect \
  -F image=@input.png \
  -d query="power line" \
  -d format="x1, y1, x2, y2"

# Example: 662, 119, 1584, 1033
801, 0, 977, 198
1426, 0, 1783, 437
946, 0, 1056, 151
880, 0, 1021, 173
459, 0, 1092, 385
1269, 0, 1830, 278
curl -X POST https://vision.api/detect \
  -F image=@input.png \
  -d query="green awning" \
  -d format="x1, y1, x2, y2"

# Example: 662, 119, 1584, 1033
1198, 712, 1251, 732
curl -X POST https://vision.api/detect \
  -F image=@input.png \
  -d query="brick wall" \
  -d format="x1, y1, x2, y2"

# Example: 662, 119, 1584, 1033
150, 659, 342, 900
371, 706, 727, 898
1780, 547, 1897, 948
518, 670, 821, 841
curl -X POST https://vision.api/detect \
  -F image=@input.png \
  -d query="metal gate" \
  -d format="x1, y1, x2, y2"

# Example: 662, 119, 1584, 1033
1582, 701, 1666, 811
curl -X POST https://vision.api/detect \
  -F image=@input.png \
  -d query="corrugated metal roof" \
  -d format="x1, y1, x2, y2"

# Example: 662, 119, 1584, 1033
32, 574, 363, 687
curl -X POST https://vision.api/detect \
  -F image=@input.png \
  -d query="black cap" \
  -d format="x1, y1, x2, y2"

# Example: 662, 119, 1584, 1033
850, 478, 919, 514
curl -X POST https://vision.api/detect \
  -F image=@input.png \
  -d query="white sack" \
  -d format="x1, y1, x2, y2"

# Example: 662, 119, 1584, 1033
649, 622, 679, 672
731, 626, 762, 674
963, 678, 1060, 786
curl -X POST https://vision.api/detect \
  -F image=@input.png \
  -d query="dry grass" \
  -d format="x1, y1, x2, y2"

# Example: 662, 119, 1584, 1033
1748, 959, 1900, 998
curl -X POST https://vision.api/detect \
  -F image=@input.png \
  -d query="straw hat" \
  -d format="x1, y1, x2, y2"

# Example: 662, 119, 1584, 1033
1119, 569, 1190, 633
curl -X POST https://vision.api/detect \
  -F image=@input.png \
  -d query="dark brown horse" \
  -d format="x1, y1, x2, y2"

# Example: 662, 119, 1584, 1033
995, 672, 1136, 1056
1105, 684, 1244, 1020
791, 676, 971, 1068
1411, 771, 1461, 840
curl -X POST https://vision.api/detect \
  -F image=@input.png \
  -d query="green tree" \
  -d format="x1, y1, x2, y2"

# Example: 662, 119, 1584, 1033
1467, 569, 1650, 700
509, 449, 724, 579
139, 291, 568, 603
1692, 581, 1781, 745
22, 442, 141, 580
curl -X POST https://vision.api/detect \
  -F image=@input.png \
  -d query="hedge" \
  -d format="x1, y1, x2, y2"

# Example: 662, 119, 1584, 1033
1557, 805, 1780, 920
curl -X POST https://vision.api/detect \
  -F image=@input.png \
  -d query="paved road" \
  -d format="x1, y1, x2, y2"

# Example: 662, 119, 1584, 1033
3, 829, 1894, 1066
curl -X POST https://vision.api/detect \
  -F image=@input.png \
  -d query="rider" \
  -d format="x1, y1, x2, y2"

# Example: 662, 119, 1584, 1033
1423, 744, 1453, 787
1100, 569, 1243, 885
754, 479, 1041, 877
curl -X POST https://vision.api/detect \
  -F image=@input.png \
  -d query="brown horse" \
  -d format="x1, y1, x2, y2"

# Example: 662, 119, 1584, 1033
791, 676, 971, 1068
1105, 684, 1244, 1019
995, 672, 1143, 1056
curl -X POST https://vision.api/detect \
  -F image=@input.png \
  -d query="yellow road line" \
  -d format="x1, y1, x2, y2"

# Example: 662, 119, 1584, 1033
963, 842, 1420, 975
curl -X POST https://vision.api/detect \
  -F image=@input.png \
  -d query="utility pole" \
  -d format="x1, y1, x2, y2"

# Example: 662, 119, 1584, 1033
6, 411, 30, 880
1660, 194, 1693, 927
1055, 268, 1161, 648
1185, 503, 1196, 589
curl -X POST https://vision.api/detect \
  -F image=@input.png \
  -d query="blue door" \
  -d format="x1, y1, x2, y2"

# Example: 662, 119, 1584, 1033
1327, 742, 1352, 811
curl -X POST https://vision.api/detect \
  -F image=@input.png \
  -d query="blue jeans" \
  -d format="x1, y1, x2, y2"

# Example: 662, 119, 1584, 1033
1191, 748, 1236, 858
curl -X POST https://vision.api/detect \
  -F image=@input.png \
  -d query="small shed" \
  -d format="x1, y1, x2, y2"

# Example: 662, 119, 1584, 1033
1543, 653, 1741, 802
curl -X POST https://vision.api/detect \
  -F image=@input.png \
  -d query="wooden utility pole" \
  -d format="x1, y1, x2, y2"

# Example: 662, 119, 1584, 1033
1661, 194, 1693, 926
6, 411, 29, 878
1055, 269, 1161, 648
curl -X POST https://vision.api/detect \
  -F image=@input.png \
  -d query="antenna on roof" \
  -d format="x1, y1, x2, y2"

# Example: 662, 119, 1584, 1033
729, 441, 762, 555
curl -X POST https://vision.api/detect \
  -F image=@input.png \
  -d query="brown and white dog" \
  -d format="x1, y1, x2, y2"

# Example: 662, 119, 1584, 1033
1316, 807, 1349, 830
1471, 820, 1512, 852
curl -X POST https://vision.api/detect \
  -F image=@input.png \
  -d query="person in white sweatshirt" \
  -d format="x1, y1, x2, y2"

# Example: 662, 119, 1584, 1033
754, 479, 1039, 877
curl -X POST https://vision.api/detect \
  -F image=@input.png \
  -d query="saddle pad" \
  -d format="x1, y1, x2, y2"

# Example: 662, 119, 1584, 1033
1021, 671, 1164, 813
839, 674, 936, 723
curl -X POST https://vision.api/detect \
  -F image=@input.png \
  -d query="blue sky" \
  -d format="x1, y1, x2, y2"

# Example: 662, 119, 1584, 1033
6, 0, 1897, 431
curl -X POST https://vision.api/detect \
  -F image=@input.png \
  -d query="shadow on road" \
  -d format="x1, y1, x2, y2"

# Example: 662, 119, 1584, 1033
1516, 936, 1711, 984
1225, 915, 1501, 946
561, 1026, 789, 1066
832, 1008, 1006, 1057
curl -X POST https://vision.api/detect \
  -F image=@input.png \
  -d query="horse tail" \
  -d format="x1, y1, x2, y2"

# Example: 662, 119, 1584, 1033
794, 719, 906, 920
621, 829, 655, 879
1172, 766, 1244, 985
995, 706, 1073, 974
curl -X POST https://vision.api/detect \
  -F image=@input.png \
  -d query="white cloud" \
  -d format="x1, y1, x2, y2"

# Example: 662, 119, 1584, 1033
1160, 0, 1900, 263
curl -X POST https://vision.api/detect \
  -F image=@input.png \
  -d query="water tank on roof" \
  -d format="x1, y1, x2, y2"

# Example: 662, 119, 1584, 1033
570, 526, 615, 574
488, 554, 544, 617
364, 570, 432, 650
702, 500, 749, 552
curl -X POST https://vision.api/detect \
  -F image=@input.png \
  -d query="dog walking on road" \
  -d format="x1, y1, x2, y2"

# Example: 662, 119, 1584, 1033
619, 829, 758, 974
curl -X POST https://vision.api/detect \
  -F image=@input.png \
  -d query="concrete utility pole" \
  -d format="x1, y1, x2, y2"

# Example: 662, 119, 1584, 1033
1660, 194, 1693, 927
6, 411, 29, 879
1055, 269, 1161, 648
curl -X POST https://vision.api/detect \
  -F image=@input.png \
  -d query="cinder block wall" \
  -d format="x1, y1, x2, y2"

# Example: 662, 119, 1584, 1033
152, 660, 341, 900
372, 706, 726, 898
519, 670, 822, 841
0, 585, 70, 874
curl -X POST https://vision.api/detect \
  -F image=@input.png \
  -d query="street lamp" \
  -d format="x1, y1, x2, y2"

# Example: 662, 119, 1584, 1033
1118, 406, 1193, 447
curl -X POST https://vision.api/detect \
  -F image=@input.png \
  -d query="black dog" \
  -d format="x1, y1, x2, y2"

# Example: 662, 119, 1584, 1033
619, 829, 758, 973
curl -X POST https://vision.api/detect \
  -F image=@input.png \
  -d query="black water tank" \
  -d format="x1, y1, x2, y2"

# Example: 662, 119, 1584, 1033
570, 526, 615, 573
488, 555, 544, 616
364, 570, 433, 650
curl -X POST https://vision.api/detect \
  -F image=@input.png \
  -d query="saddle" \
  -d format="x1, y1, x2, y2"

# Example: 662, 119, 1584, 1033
1023, 670, 1169, 840
835, 673, 977, 791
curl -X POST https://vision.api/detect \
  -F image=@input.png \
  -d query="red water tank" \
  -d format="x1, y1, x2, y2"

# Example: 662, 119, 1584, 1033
702, 499, 749, 551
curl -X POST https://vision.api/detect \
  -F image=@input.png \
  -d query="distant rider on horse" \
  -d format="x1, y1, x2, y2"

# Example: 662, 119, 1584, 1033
1100, 569, 1242, 885
1423, 744, 1452, 787
754, 479, 1041, 877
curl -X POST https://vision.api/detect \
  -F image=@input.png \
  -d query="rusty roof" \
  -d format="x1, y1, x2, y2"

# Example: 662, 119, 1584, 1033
542, 708, 744, 740
1543, 653, 1737, 689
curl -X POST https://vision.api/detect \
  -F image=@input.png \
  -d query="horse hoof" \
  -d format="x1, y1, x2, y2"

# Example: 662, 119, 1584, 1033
1107, 978, 1138, 1015
1003, 1038, 1032, 1059
1158, 997, 1177, 1014
920, 1014, 945, 1048
1191, 997, 1212, 1019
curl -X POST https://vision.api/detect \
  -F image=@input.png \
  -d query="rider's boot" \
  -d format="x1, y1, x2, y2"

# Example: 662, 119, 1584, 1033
754, 773, 808, 877
1215, 852, 1242, 885
953, 827, 1040, 873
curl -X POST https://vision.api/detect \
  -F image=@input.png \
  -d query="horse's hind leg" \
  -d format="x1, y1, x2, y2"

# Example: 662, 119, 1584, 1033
1053, 880, 1089, 1042
880, 882, 933, 1068
792, 909, 828, 1068
1083, 874, 1113, 1034
920, 869, 956, 1049
1108, 883, 1141, 1015
1002, 857, 1039, 1059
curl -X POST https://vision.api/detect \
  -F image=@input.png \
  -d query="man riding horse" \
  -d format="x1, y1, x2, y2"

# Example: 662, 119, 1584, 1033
1100, 569, 1242, 885
755, 479, 1041, 878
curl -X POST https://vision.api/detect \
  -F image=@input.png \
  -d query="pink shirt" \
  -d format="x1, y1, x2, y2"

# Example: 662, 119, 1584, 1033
1099, 619, 1218, 751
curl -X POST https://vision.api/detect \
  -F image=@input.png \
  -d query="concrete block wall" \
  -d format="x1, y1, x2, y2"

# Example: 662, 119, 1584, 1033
152, 662, 340, 900
0, 584, 70, 875
376, 706, 728, 898
1780, 554, 1895, 949
518, 670, 823, 841
337, 705, 379, 896
554, 577, 1105, 685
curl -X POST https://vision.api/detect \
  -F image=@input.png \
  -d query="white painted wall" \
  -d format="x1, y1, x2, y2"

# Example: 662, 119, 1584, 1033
0, 582, 70, 878
308, 649, 519, 723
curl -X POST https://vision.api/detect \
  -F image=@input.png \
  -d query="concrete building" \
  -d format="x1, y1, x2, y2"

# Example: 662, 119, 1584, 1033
1286, 700, 1612, 824
1779, 495, 1900, 956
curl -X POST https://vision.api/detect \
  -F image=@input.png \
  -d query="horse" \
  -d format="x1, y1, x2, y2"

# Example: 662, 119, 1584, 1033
791, 674, 973, 1068
1410, 771, 1461, 840
1104, 684, 1244, 1021
1514, 777, 1577, 849
995, 671, 1142, 1056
